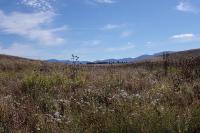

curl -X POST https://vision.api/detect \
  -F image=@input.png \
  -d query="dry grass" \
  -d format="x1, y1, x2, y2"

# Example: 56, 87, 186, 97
0, 56, 200, 133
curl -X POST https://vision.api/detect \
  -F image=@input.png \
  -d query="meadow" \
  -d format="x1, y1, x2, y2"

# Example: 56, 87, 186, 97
0, 55, 200, 133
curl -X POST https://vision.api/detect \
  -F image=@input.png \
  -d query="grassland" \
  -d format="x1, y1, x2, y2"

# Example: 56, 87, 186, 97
0, 53, 200, 133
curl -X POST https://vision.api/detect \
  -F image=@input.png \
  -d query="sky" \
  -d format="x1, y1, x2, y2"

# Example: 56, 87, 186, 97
0, 0, 200, 61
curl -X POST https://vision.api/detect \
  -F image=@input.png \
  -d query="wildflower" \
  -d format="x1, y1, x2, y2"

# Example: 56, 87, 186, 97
133, 93, 141, 99
56, 118, 62, 122
160, 106, 164, 111
54, 111, 60, 118
108, 109, 114, 112
76, 102, 81, 105
151, 98, 159, 105
98, 106, 103, 109
120, 90, 128, 97
84, 102, 90, 106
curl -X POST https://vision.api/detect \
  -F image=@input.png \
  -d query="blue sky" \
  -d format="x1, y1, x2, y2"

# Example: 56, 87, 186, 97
0, 0, 200, 61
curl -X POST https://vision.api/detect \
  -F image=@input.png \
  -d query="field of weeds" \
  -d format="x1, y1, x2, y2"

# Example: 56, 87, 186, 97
0, 57, 200, 133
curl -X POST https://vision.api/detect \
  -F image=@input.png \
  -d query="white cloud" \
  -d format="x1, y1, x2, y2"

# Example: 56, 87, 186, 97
0, 10, 66, 45
0, 42, 73, 60
29, 29, 65, 45
146, 41, 153, 45
120, 30, 132, 37
171, 33, 200, 41
107, 42, 135, 52
81, 40, 101, 47
172, 33, 195, 40
87, 0, 116, 5
20, 0, 55, 11
145, 41, 157, 47
93, 0, 116, 4
0, 43, 42, 58
101, 24, 125, 31
176, 1, 199, 13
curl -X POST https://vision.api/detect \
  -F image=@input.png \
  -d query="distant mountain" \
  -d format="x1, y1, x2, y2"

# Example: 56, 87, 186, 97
130, 54, 152, 61
47, 59, 67, 63
1, 49, 200, 64
46, 51, 175, 64
153, 51, 174, 56
46, 59, 90, 64
94, 55, 152, 64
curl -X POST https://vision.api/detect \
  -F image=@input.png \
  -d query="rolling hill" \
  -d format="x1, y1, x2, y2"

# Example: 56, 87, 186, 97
1, 48, 200, 64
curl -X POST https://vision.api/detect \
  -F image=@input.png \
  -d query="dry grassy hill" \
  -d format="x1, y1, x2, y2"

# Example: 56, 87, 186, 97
0, 49, 200, 133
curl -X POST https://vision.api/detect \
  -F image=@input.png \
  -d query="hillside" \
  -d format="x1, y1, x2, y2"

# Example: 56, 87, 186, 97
0, 54, 47, 72
169, 48, 200, 59
1, 48, 200, 66
0, 48, 200, 132
45, 48, 200, 64
142, 48, 200, 62
0, 54, 30, 61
